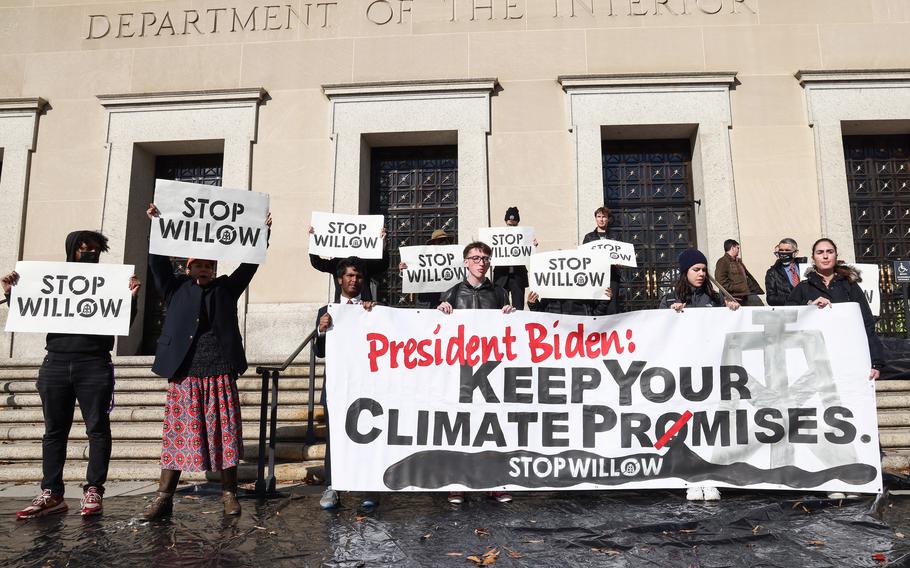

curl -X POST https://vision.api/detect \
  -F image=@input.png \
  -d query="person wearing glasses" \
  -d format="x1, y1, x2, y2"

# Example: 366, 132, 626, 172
437, 241, 515, 504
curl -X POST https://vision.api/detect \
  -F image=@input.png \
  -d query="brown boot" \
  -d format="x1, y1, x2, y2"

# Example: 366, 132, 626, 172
221, 467, 241, 516
142, 468, 180, 521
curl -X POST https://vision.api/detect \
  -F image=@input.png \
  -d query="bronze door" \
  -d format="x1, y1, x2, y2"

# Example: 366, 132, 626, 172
370, 146, 458, 307
844, 134, 910, 336
601, 140, 698, 311
140, 154, 224, 355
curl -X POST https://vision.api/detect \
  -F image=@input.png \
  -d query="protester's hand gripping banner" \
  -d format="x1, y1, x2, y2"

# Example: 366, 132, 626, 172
529, 251, 612, 300
150, 179, 270, 264
479, 227, 535, 267
309, 212, 385, 260
578, 238, 638, 268
399, 245, 465, 294
326, 305, 882, 494
5, 261, 134, 336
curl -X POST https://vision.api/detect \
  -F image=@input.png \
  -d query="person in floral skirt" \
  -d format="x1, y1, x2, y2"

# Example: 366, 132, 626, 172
141, 203, 271, 520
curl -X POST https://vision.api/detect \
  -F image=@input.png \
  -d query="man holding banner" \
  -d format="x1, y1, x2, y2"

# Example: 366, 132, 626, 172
3, 231, 140, 519
142, 201, 271, 521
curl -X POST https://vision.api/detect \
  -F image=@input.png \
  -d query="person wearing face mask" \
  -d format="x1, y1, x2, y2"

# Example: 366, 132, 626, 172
141, 203, 272, 521
2, 231, 140, 519
764, 238, 803, 306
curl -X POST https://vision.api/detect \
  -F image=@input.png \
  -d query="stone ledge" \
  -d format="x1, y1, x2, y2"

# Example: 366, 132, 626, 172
323, 78, 498, 98
558, 72, 738, 91
97, 87, 268, 108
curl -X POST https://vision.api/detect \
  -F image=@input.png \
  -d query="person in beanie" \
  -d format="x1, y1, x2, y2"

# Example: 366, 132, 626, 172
2, 231, 140, 519
659, 248, 738, 502
141, 203, 272, 520
492, 207, 536, 310
398, 229, 455, 309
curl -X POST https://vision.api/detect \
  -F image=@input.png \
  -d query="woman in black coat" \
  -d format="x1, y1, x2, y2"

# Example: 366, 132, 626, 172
787, 238, 884, 380
142, 203, 271, 521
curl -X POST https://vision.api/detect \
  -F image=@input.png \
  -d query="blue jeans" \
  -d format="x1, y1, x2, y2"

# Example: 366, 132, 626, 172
37, 354, 114, 495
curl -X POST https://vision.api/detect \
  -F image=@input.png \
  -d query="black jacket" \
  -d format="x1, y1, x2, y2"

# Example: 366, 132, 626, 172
492, 265, 529, 290
528, 297, 614, 317
440, 279, 509, 310
786, 267, 884, 367
582, 229, 613, 244
765, 261, 799, 306
43, 231, 137, 356
310, 251, 390, 302
658, 286, 724, 309
148, 253, 257, 378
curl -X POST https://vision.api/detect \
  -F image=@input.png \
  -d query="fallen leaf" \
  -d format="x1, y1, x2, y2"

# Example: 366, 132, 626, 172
268, 531, 277, 536
896, 532, 905, 539
182, 495, 201, 500
201, 511, 217, 515
474, 527, 491, 537
752, 525, 762, 534
480, 549, 500, 565
524, 539, 544, 544
679, 529, 697, 534
446, 552, 463, 557
420, 533, 433, 541
872, 552, 888, 563
467, 556, 483, 565
504, 546, 522, 559
807, 540, 825, 546
591, 548, 622, 556
254, 526, 267, 530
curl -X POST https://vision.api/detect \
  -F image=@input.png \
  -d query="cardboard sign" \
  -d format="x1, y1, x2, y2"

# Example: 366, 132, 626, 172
5, 261, 134, 336
578, 238, 638, 268
854, 263, 880, 317
309, 212, 385, 260
150, 179, 269, 264
399, 245, 466, 294
479, 226, 535, 267
326, 305, 882, 495
529, 250, 612, 300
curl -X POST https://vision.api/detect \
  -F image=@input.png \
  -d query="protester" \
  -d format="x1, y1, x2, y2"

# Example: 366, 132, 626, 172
398, 229, 454, 309
786, 238, 883, 381
659, 248, 739, 502
314, 257, 377, 511
492, 207, 536, 310
2, 231, 139, 519
581, 206, 622, 312
141, 203, 271, 521
309, 226, 389, 302
438, 242, 515, 504
527, 288, 613, 316
765, 238, 802, 306
715, 239, 764, 306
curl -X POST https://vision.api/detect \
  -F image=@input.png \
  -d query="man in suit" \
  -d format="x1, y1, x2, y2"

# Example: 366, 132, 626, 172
765, 238, 802, 306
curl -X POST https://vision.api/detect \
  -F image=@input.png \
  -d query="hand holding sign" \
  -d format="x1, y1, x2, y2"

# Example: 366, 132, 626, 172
479, 226, 535, 267
149, 179, 270, 264
399, 245, 465, 293
309, 212, 385, 260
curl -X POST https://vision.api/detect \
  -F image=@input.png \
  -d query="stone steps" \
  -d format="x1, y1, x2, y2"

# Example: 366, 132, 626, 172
2, 390, 321, 407
0, 460, 324, 483
0, 421, 326, 441
0, 440, 326, 461
0, 405, 325, 423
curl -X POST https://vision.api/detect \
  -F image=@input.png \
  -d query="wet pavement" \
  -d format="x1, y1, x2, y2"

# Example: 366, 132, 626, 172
1, 485, 909, 567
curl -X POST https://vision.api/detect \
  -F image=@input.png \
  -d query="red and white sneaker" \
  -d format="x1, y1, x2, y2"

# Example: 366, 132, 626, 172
488, 491, 512, 503
16, 489, 68, 520
80, 486, 103, 516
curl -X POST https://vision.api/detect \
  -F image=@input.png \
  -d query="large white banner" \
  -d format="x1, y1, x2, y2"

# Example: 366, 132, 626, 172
399, 245, 465, 294
309, 212, 384, 260
5, 261, 134, 336
326, 305, 882, 494
150, 179, 270, 264
479, 226, 535, 267
578, 238, 638, 268
529, 250, 612, 300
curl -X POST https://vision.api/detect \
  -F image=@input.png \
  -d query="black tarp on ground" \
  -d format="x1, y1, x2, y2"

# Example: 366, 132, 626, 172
881, 339, 910, 380
2, 486, 909, 567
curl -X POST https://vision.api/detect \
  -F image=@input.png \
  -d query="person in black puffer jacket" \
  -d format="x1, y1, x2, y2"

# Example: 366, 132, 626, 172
787, 238, 884, 379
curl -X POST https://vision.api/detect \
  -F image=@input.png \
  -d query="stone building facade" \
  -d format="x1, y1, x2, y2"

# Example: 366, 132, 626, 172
1, 0, 909, 360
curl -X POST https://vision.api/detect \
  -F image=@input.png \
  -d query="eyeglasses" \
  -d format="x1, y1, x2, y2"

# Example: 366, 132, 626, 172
466, 256, 492, 264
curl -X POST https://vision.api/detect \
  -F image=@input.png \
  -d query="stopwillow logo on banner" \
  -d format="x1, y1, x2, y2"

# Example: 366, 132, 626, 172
325, 306, 882, 494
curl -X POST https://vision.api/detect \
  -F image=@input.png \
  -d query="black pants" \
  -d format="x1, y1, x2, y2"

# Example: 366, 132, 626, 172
502, 276, 526, 310
37, 353, 114, 495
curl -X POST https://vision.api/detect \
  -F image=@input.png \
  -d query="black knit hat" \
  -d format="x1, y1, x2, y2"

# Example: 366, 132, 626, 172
678, 248, 708, 274
504, 207, 520, 222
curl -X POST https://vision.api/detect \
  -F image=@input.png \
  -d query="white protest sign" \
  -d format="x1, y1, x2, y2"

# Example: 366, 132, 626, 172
150, 179, 269, 264
855, 263, 881, 317
399, 245, 466, 294
309, 212, 385, 260
479, 226, 535, 267
529, 250, 612, 300
5, 261, 134, 336
326, 305, 882, 494
578, 238, 638, 268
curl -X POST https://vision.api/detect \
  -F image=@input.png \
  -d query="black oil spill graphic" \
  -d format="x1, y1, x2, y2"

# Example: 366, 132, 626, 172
382, 442, 877, 490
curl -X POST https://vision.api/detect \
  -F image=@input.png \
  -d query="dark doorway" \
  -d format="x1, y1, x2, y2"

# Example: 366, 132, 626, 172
140, 153, 224, 355
844, 134, 910, 336
370, 145, 458, 307
601, 139, 698, 311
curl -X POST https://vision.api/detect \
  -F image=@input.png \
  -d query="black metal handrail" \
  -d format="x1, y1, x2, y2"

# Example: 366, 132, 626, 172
254, 328, 318, 496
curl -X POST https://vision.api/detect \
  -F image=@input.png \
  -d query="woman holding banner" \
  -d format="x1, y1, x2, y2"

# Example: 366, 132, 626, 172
659, 248, 739, 501
141, 203, 271, 521
787, 238, 883, 381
